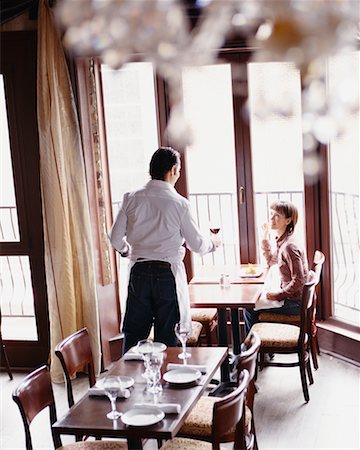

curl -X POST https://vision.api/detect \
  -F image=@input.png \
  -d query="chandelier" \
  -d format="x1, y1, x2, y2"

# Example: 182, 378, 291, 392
56, 0, 359, 179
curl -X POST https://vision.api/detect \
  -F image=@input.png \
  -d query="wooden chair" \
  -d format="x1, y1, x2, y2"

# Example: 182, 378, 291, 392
177, 332, 260, 450
160, 369, 250, 450
12, 365, 127, 450
258, 250, 325, 370
0, 307, 13, 380
251, 269, 320, 402
55, 328, 96, 408
191, 308, 217, 346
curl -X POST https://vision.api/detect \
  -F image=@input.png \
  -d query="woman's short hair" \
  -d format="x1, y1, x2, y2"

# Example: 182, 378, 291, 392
149, 147, 181, 180
270, 200, 298, 234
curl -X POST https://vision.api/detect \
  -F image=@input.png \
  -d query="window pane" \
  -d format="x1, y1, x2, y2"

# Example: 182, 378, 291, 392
102, 62, 159, 313
0, 75, 20, 242
328, 51, 359, 325
182, 64, 240, 274
248, 62, 306, 263
0, 256, 37, 340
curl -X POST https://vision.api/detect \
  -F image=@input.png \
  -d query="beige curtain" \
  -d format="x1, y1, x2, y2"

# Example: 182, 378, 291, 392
37, 0, 101, 382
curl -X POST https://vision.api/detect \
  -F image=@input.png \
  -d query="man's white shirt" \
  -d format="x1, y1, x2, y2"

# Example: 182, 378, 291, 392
109, 179, 215, 327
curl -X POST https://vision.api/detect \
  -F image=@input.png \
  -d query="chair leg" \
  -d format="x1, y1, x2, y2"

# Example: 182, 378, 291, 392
252, 417, 259, 450
0, 334, 13, 380
310, 336, 319, 370
204, 323, 212, 346
315, 333, 321, 355
259, 352, 265, 371
299, 352, 310, 403
306, 356, 314, 385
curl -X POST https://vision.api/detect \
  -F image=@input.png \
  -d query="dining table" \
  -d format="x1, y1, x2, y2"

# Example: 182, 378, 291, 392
189, 264, 267, 381
52, 346, 228, 450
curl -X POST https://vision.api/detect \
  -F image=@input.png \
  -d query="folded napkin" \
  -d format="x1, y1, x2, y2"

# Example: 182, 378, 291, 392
134, 403, 180, 414
123, 351, 143, 361
253, 291, 284, 311
166, 363, 207, 374
88, 387, 130, 398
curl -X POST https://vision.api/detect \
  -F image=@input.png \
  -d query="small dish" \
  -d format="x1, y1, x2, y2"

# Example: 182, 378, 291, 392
163, 367, 202, 385
152, 342, 167, 353
130, 342, 167, 354
239, 267, 263, 278
96, 376, 134, 390
121, 405, 165, 427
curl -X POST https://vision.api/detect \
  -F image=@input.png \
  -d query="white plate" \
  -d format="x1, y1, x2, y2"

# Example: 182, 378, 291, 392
130, 342, 167, 354
152, 342, 167, 353
163, 367, 202, 385
95, 376, 135, 390
121, 405, 165, 427
239, 267, 263, 278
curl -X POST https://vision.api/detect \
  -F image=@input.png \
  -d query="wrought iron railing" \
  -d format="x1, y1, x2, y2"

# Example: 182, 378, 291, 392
1, 190, 359, 322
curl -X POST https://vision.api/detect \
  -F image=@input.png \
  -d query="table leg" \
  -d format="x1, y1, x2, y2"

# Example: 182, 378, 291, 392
127, 438, 143, 449
231, 308, 241, 355
217, 308, 230, 382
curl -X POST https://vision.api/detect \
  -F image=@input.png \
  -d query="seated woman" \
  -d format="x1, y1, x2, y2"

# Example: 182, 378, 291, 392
244, 200, 309, 336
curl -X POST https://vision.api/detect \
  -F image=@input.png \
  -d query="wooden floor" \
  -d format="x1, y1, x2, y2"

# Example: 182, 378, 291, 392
1, 353, 359, 450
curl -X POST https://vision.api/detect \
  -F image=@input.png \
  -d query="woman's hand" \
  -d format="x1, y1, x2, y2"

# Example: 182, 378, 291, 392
261, 222, 270, 240
266, 291, 278, 301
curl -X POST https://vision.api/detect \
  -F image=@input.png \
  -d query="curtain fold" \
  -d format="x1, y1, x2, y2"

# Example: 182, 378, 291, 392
37, 0, 101, 382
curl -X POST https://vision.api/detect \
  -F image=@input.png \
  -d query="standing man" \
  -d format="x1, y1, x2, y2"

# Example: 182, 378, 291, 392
109, 147, 221, 352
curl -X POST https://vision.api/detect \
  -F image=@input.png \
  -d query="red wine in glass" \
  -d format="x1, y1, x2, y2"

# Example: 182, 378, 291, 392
210, 227, 220, 234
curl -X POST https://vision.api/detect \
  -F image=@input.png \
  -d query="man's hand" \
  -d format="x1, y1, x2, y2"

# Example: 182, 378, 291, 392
211, 236, 222, 248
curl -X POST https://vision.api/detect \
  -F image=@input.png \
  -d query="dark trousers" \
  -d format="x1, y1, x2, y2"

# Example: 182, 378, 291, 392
243, 299, 301, 337
122, 261, 180, 353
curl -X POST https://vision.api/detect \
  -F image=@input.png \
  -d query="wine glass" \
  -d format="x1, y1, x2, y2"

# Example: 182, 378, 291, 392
103, 375, 123, 420
209, 224, 220, 235
175, 322, 191, 360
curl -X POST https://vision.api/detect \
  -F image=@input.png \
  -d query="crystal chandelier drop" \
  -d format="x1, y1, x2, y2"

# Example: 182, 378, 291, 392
56, 0, 359, 178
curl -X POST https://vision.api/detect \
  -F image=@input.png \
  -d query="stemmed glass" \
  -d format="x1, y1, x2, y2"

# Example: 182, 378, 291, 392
175, 322, 191, 360
209, 225, 220, 235
103, 375, 123, 420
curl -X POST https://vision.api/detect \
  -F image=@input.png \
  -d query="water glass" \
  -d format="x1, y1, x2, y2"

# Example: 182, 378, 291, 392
147, 351, 164, 395
137, 339, 154, 381
174, 322, 191, 360
103, 375, 123, 420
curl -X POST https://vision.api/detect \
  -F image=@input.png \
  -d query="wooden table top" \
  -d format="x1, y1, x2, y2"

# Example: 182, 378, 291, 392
52, 347, 228, 442
190, 264, 268, 285
189, 282, 263, 309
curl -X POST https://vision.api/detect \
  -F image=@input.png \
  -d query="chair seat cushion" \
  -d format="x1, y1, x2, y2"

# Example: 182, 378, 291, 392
259, 312, 300, 324
251, 322, 300, 348
60, 441, 128, 449
179, 395, 251, 438
183, 321, 203, 347
190, 308, 217, 323
149, 321, 202, 347
179, 396, 217, 437
160, 437, 226, 450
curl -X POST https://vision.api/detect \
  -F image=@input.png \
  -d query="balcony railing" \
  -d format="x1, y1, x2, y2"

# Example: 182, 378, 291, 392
1, 190, 359, 324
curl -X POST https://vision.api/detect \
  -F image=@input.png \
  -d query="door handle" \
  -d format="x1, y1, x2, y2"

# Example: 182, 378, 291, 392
239, 186, 245, 204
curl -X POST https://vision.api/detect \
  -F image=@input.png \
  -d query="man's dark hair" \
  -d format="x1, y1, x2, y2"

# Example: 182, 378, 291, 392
149, 147, 181, 180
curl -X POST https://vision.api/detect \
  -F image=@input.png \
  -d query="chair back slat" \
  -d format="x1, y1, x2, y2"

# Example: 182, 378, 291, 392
55, 328, 95, 407
299, 272, 317, 346
212, 369, 249, 448
236, 331, 261, 383
12, 365, 61, 450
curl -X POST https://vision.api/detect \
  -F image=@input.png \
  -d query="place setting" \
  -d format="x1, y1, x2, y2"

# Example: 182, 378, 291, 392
119, 338, 182, 427
162, 322, 207, 389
